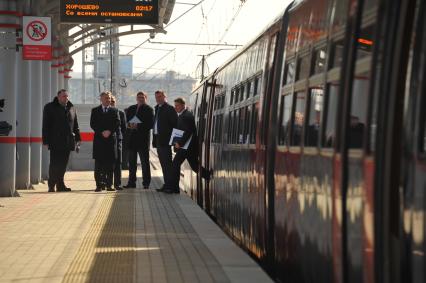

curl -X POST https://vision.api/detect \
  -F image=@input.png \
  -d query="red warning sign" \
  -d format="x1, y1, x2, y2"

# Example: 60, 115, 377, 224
23, 17, 52, 60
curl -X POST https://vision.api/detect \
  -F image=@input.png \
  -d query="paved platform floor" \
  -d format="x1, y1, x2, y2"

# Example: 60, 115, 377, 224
0, 167, 273, 282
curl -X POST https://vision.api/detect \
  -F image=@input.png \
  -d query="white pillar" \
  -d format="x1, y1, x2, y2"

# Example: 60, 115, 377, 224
41, 60, 51, 180
0, 0, 18, 196
15, 52, 32, 189
30, 60, 42, 184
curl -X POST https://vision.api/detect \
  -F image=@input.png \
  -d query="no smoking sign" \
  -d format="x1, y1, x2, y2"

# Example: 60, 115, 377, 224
23, 16, 52, 60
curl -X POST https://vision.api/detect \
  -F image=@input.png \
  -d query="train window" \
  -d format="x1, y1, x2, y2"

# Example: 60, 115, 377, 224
331, 0, 350, 32
356, 25, 374, 60
230, 90, 235, 105
331, 39, 345, 68
290, 91, 307, 146
243, 106, 251, 144
217, 114, 223, 143
254, 76, 261, 96
305, 87, 324, 147
296, 55, 310, 81
312, 49, 327, 74
227, 111, 233, 143
247, 82, 252, 99
323, 82, 339, 148
349, 73, 369, 149
233, 109, 239, 144
238, 108, 245, 143
221, 95, 225, 108
235, 88, 240, 104
284, 61, 295, 85
278, 93, 294, 145
250, 103, 259, 144
240, 85, 245, 102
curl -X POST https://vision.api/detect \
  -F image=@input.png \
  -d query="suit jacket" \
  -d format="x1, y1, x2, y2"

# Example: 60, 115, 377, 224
90, 105, 120, 161
152, 102, 177, 147
42, 97, 81, 151
175, 109, 198, 151
117, 109, 127, 141
126, 103, 154, 150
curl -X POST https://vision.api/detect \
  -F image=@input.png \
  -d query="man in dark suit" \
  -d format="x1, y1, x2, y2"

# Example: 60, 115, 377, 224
168, 97, 211, 194
90, 91, 120, 192
110, 96, 126, 190
152, 90, 177, 192
124, 91, 154, 189
42, 89, 81, 192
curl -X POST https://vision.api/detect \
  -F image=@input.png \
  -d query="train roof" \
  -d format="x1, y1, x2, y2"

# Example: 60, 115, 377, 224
193, 3, 292, 91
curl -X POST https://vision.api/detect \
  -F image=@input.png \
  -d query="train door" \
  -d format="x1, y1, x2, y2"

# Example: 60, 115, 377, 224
197, 77, 216, 210
341, 0, 420, 282
398, 0, 426, 282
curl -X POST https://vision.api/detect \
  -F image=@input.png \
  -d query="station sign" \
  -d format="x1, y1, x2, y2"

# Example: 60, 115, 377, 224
60, 0, 159, 24
22, 16, 52, 61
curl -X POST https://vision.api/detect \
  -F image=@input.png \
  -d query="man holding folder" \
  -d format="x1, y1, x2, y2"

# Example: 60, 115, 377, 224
124, 91, 154, 189
168, 97, 212, 194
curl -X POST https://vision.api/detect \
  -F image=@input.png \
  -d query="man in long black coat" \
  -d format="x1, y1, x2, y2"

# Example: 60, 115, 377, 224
90, 91, 120, 192
111, 96, 126, 190
124, 91, 154, 189
168, 97, 211, 194
152, 90, 177, 191
42, 89, 81, 192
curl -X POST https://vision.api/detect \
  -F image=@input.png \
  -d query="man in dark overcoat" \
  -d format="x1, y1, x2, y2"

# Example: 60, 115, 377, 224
124, 91, 154, 189
152, 90, 178, 192
42, 89, 81, 192
111, 96, 126, 190
168, 97, 211, 194
90, 91, 120, 192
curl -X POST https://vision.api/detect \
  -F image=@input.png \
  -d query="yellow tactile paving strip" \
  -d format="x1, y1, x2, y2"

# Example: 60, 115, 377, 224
62, 192, 135, 283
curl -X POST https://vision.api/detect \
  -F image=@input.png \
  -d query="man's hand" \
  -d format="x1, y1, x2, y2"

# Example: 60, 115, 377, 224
102, 130, 111, 138
174, 143, 181, 150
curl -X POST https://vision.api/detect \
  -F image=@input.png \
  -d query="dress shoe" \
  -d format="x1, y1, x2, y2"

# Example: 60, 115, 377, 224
156, 186, 165, 192
164, 189, 180, 194
143, 186, 149, 190
123, 184, 136, 189
48, 187, 55, 192
95, 187, 102, 192
115, 186, 123, 191
57, 187, 71, 192
106, 187, 116, 191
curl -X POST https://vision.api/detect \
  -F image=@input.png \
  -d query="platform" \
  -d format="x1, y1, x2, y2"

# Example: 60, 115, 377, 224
0, 168, 272, 283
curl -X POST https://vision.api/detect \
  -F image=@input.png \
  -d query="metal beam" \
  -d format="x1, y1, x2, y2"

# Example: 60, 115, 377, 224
69, 27, 167, 56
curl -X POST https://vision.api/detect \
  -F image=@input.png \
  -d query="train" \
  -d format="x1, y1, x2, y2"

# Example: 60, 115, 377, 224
181, 0, 426, 282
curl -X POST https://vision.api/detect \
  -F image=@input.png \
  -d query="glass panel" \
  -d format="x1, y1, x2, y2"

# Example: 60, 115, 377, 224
313, 48, 327, 74
240, 85, 245, 102
305, 87, 324, 147
238, 108, 244, 144
297, 55, 310, 80
332, 39, 345, 68
235, 88, 239, 104
228, 111, 233, 143
284, 61, 295, 85
278, 93, 294, 145
230, 90, 235, 105
356, 25, 375, 60
349, 72, 370, 149
250, 103, 258, 144
324, 82, 339, 147
244, 106, 251, 144
247, 82, 252, 99
254, 76, 261, 96
233, 110, 239, 144
291, 91, 307, 146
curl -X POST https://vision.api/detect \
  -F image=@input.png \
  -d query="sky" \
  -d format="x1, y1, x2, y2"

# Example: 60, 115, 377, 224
70, 0, 292, 79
